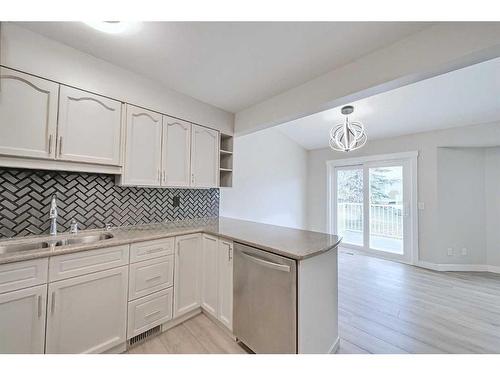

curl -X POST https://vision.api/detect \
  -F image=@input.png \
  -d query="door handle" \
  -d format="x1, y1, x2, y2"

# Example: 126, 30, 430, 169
241, 251, 290, 272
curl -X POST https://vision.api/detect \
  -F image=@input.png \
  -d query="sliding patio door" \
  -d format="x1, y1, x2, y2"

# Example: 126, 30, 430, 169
330, 153, 416, 263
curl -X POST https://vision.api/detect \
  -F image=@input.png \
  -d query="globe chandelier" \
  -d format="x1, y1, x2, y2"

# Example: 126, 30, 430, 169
329, 105, 367, 152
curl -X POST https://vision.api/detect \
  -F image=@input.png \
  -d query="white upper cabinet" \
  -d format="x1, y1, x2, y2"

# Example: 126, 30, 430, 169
191, 124, 219, 188
162, 116, 191, 187
57, 86, 122, 166
0, 67, 58, 159
0, 284, 47, 354
123, 105, 163, 186
173, 234, 202, 317
201, 234, 219, 318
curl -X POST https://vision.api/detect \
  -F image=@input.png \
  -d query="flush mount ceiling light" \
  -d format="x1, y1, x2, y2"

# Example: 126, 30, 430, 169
83, 21, 140, 34
329, 105, 367, 152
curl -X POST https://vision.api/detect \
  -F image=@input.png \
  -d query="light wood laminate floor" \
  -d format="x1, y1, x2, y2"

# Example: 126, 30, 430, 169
127, 251, 500, 354
126, 313, 247, 354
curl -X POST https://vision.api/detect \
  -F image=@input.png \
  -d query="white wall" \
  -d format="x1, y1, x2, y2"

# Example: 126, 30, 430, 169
220, 127, 308, 229
485, 147, 500, 267
306, 121, 500, 265
0, 23, 234, 134
436, 148, 487, 265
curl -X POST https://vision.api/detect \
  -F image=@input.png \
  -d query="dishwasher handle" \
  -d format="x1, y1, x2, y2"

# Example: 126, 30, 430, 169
241, 251, 291, 272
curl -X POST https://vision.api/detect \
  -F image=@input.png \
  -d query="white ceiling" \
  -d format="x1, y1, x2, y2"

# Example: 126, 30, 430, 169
278, 57, 500, 150
16, 22, 431, 113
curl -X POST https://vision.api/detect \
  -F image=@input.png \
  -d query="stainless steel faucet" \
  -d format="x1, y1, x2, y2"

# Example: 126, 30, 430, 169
49, 194, 58, 236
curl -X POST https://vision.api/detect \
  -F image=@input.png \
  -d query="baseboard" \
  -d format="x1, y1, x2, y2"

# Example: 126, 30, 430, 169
329, 336, 340, 354
201, 307, 235, 340
104, 341, 127, 354
161, 307, 202, 332
416, 261, 500, 274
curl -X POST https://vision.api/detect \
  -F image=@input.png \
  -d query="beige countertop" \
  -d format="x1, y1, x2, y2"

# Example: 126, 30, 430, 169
0, 217, 341, 265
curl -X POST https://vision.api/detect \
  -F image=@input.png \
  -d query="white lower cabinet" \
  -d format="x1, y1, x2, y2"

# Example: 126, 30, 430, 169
0, 284, 47, 353
174, 234, 202, 317
200, 236, 233, 330
127, 288, 173, 339
217, 239, 233, 330
201, 234, 219, 317
128, 255, 174, 300
45, 266, 128, 354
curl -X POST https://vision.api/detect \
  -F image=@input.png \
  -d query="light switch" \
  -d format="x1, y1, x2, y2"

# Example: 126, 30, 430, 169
418, 202, 425, 210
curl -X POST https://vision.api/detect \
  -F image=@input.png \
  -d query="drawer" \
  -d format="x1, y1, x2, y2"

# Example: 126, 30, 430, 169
130, 238, 174, 263
128, 255, 173, 300
0, 258, 48, 294
127, 288, 173, 339
49, 245, 130, 282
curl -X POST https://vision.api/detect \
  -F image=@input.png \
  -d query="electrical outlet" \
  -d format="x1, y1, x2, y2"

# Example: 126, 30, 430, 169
418, 202, 425, 210
447, 248, 453, 256
461, 248, 468, 256
173, 196, 180, 207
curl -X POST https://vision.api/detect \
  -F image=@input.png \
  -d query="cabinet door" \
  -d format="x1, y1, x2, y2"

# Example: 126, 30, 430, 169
0, 67, 58, 159
218, 239, 233, 331
190, 124, 219, 188
0, 284, 47, 354
173, 234, 201, 317
201, 234, 218, 318
123, 105, 162, 186
45, 266, 128, 354
162, 116, 191, 187
57, 86, 122, 165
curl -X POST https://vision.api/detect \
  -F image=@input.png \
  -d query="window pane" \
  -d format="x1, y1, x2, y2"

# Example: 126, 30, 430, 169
369, 166, 403, 254
336, 168, 363, 246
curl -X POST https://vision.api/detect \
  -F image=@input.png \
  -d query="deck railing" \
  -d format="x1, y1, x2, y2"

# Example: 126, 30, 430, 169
338, 202, 403, 239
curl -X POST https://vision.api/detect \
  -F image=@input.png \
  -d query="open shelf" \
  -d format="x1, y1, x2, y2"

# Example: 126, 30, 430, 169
219, 133, 234, 187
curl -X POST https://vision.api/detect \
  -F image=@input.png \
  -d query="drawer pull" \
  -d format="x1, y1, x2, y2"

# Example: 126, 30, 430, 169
144, 310, 162, 319
146, 248, 164, 254
145, 275, 162, 283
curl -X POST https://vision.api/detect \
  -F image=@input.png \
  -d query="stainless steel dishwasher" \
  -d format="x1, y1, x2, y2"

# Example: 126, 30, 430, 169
233, 242, 297, 353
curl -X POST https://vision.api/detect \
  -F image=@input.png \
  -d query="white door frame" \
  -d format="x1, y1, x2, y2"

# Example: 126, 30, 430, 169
326, 151, 419, 265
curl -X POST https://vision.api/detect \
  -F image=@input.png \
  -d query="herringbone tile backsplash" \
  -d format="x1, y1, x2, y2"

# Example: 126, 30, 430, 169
0, 168, 219, 238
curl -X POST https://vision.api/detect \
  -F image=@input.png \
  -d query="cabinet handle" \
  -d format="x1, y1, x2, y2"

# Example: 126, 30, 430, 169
38, 295, 42, 318
162, 170, 166, 183
158, 169, 161, 182
58, 136, 63, 156
144, 310, 162, 319
191, 173, 195, 185
48, 134, 53, 155
146, 247, 164, 254
228, 246, 233, 261
51, 291, 56, 314
145, 275, 162, 283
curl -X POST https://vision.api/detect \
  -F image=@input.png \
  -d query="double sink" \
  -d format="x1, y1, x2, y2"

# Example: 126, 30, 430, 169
0, 233, 114, 255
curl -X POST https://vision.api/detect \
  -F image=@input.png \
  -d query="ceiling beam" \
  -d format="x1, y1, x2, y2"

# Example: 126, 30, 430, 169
235, 22, 500, 136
